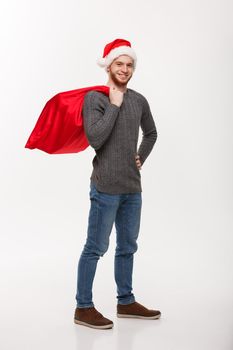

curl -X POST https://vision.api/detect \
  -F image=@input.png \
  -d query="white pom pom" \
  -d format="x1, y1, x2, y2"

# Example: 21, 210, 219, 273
96, 57, 106, 67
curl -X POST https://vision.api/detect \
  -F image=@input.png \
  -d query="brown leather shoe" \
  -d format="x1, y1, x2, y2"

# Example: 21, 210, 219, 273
117, 301, 161, 319
74, 307, 114, 329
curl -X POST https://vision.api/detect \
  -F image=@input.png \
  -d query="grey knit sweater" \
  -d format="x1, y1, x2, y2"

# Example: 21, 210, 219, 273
82, 87, 157, 194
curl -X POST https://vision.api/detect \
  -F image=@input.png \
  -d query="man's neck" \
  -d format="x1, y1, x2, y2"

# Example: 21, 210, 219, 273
106, 81, 127, 93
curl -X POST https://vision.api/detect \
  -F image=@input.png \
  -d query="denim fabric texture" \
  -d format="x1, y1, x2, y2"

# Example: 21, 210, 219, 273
76, 181, 142, 307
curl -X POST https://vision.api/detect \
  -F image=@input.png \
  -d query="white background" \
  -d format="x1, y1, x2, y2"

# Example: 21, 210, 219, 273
0, 0, 233, 349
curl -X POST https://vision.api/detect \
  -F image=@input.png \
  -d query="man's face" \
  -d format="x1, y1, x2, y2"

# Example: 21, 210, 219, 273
108, 55, 134, 87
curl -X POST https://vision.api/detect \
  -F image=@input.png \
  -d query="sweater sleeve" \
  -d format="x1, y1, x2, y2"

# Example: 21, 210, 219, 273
83, 91, 120, 150
137, 97, 158, 166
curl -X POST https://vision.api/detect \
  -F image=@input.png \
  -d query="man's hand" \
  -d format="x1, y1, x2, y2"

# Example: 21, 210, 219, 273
109, 86, 124, 107
135, 155, 142, 170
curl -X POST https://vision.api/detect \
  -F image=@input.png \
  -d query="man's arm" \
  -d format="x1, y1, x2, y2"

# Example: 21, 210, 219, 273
83, 91, 120, 150
137, 97, 158, 166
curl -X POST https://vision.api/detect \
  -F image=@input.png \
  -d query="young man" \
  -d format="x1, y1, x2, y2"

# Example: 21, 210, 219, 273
74, 38, 161, 329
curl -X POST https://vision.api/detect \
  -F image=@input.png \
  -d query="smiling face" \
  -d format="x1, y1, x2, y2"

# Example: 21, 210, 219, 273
107, 55, 134, 88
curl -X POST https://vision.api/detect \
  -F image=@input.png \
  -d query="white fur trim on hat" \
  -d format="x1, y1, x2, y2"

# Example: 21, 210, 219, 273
97, 45, 137, 71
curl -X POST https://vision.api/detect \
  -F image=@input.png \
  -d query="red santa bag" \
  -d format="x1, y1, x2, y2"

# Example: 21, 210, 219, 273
24, 85, 110, 154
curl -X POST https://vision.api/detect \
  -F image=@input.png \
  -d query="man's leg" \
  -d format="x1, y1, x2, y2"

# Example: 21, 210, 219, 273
114, 192, 142, 305
114, 192, 161, 320
75, 182, 120, 308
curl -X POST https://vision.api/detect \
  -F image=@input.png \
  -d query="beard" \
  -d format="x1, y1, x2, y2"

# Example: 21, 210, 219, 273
109, 70, 132, 88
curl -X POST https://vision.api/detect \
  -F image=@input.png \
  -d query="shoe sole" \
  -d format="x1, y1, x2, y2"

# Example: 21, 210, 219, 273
117, 313, 161, 319
74, 319, 114, 329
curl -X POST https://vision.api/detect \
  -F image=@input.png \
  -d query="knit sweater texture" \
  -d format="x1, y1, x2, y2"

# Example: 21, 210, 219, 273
82, 87, 157, 194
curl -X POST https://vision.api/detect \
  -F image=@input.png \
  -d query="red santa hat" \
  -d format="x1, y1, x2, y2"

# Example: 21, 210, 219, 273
97, 38, 137, 71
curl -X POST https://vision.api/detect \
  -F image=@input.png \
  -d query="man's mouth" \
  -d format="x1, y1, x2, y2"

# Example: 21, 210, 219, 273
117, 74, 128, 78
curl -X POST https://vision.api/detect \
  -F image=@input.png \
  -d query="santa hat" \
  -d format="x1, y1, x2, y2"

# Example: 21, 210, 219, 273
97, 38, 137, 71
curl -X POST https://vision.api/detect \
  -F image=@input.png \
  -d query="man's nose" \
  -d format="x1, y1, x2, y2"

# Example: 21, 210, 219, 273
121, 65, 128, 73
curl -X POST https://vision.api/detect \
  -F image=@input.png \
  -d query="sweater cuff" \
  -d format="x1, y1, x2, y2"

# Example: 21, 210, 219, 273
109, 103, 121, 109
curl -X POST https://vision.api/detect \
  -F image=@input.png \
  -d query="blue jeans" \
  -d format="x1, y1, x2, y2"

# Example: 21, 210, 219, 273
75, 181, 142, 308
